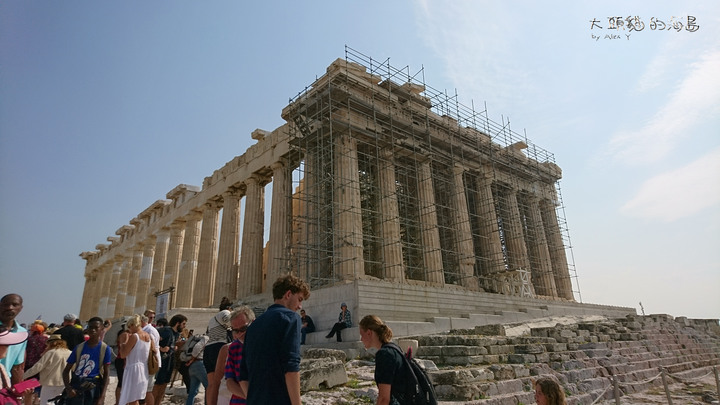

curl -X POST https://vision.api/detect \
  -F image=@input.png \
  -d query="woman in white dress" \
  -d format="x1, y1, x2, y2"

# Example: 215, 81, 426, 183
117, 314, 151, 405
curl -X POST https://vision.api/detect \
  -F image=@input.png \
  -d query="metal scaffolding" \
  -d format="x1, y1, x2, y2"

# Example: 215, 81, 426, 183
282, 46, 580, 301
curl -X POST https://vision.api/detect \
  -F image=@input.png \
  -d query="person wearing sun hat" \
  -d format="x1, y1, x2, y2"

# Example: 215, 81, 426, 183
24, 334, 70, 405
0, 326, 31, 405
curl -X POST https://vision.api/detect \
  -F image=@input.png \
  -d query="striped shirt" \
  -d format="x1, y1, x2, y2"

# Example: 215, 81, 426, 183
224, 340, 245, 405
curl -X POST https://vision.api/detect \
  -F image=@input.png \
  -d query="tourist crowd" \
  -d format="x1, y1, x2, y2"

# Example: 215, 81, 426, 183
1, 278, 567, 405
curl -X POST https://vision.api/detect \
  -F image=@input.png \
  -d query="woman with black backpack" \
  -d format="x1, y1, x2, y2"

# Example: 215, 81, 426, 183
359, 315, 436, 405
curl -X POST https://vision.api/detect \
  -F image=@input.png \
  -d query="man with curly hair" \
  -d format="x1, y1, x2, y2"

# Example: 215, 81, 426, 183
239, 275, 310, 405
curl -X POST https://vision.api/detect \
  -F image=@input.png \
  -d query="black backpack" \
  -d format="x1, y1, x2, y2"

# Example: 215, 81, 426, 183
385, 343, 438, 405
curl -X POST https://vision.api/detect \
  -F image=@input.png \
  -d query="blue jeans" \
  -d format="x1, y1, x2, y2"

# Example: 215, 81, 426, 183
185, 360, 208, 405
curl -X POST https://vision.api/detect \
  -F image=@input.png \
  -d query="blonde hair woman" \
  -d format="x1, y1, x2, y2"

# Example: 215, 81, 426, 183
117, 315, 151, 405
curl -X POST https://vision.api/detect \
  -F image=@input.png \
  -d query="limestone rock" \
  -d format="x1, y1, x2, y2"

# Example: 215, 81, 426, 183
300, 357, 349, 392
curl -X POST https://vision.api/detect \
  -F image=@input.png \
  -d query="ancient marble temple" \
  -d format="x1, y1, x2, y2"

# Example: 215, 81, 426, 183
79, 49, 577, 321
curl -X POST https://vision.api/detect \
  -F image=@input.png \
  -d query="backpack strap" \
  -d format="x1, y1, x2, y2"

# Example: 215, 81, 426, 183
383, 343, 420, 402
73, 342, 108, 378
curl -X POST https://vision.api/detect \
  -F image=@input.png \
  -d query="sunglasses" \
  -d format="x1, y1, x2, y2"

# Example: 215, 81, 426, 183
232, 324, 250, 333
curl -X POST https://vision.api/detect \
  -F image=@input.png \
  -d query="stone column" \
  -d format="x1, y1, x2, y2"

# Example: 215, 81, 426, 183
176, 211, 203, 307
267, 161, 290, 291
527, 196, 557, 297
124, 245, 144, 316
238, 175, 265, 297
106, 259, 123, 319
540, 195, 574, 300
97, 264, 113, 319
378, 149, 405, 282
215, 188, 241, 302
163, 219, 186, 309
114, 255, 132, 318
193, 201, 221, 308
87, 271, 103, 318
475, 173, 506, 276
504, 188, 531, 272
134, 237, 157, 313
333, 133, 364, 280
451, 164, 478, 290
296, 154, 316, 282
147, 228, 170, 311
417, 159, 444, 285
79, 272, 97, 320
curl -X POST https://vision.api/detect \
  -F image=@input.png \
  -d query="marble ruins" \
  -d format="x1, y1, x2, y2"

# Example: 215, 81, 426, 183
79, 49, 633, 327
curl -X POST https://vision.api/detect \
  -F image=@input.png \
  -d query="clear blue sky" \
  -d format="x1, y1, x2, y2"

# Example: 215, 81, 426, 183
2, 1, 718, 325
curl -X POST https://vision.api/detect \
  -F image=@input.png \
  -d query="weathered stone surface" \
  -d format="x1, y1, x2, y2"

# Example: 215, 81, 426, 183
299, 358, 348, 391
302, 348, 347, 362
474, 324, 506, 336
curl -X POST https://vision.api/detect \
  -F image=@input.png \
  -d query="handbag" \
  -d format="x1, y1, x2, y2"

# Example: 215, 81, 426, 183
148, 339, 160, 375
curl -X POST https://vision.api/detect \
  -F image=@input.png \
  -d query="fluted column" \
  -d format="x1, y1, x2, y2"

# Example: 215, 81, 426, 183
504, 188, 531, 271
87, 270, 103, 318
134, 238, 157, 313
540, 196, 574, 300
114, 255, 131, 318
417, 159, 444, 285
176, 211, 203, 307
475, 173, 506, 276
296, 154, 316, 282
333, 133, 364, 280
215, 188, 241, 302
79, 272, 97, 320
107, 258, 124, 319
238, 175, 265, 297
267, 161, 290, 291
163, 219, 186, 298
378, 149, 405, 282
527, 196, 557, 297
193, 201, 221, 307
147, 228, 170, 310
451, 164, 478, 290
124, 245, 144, 315
97, 264, 113, 319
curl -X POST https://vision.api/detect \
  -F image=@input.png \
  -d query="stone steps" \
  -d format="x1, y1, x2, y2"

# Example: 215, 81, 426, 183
415, 315, 720, 403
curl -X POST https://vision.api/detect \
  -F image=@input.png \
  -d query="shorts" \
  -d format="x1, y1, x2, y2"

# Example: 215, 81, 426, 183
115, 357, 125, 388
203, 342, 225, 374
154, 353, 174, 385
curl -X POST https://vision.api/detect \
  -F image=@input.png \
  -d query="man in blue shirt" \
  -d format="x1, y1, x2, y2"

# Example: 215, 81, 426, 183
239, 275, 310, 405
62, 317, 112, 405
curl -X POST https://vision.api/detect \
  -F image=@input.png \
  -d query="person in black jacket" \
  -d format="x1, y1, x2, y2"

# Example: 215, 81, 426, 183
299, 310, 315, 345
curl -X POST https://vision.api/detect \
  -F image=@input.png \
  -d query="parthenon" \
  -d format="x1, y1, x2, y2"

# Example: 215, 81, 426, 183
79, 48, 584, 322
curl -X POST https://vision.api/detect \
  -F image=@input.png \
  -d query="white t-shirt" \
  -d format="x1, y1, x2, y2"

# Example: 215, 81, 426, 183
143, 323, 161, 366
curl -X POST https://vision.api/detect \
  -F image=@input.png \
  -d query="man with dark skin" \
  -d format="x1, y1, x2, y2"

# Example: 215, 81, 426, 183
0, 293, 26, 384
62, 318, 111, 405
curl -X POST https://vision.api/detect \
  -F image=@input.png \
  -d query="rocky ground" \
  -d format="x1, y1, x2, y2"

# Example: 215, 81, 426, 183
99, 362, 719, 405
98, 315, 720, 405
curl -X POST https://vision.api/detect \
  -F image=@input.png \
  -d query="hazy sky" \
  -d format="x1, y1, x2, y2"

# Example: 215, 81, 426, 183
2, 1, 718, 325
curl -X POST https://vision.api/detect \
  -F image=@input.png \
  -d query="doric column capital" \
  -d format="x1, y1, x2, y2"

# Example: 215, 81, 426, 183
270, 160, 285, 171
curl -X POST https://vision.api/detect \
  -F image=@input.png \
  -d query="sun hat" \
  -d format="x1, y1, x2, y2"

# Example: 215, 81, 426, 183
47, 334, 63, 342
0, 328, 28, 346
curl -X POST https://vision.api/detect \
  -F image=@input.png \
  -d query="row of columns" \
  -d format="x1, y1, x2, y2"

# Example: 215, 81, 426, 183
296, 130, 573, 300
80, 161, 292, 321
